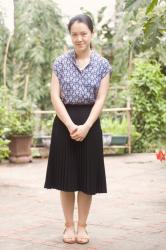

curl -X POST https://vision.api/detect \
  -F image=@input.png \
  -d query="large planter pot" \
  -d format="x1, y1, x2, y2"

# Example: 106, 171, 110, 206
9, 135, 33, 163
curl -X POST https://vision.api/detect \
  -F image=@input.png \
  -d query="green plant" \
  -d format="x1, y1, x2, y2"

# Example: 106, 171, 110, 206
7, 113, 33, 136
0, 0, 65, 110
40, 115, 54, 135
0, 106, 10, 161
0, 138, 10, 161
0, 86, 35, 141
112, 0, 166, 84
6, 99, 35, 137
101, 115, 140, 148
129, 59, 166, 152
101, 116, 128, 135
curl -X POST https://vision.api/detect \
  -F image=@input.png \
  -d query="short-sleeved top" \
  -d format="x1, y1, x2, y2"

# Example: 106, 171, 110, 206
52, 49, 112, 105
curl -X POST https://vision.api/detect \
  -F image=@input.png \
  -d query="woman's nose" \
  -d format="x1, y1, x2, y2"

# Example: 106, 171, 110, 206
77, 35, 82, 42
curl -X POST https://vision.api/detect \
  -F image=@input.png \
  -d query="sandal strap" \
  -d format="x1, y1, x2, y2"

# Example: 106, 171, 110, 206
76, 225, 89, 244
77, 222, 88, 236
63, 222, 75, 234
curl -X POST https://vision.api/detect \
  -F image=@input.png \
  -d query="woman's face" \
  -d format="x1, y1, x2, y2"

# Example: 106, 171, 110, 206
70, 21, 93, 52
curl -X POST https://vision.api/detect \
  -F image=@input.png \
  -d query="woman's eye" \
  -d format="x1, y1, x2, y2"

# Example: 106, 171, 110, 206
71, 33, 87, 37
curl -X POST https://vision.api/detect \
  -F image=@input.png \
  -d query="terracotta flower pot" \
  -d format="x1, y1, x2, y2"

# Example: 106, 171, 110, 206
9, 135, 32, 163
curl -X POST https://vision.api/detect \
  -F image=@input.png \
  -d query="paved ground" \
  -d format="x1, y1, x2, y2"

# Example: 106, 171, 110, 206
0, 153, 166, 250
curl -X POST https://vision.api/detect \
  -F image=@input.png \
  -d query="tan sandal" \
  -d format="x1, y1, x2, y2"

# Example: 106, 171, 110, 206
63, 222, 76, 244
76, 222, 89, 244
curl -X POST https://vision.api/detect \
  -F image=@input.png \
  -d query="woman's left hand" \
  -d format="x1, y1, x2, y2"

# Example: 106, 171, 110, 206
70, 124, 90, 141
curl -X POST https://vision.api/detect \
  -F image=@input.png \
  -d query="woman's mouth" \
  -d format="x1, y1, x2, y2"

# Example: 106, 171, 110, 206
76, 43, 84, 46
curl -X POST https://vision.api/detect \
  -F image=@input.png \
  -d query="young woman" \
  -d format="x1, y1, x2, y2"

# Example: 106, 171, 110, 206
44, 14, 112, 244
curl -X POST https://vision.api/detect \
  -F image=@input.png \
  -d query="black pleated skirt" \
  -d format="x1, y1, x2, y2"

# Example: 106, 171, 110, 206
44, 104, 107, 195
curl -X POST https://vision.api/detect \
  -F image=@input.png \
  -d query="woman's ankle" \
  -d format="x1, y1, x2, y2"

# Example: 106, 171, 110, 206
65, 221, 75, 227
77, 221, 87, 228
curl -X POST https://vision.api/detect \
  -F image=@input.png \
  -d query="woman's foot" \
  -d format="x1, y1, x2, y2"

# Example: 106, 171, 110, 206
63, 222, 76, 244
76, 222, 89, 244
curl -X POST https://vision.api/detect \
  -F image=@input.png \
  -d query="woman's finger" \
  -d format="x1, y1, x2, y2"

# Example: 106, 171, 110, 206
70, 128, 78, 135
71, 133, 80, 139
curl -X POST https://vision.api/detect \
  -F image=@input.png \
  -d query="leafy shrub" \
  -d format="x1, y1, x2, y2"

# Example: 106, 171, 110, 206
0, 87, 35, 137
5, 99, 35, 137
0, 138, 10, 161
129, 59, 166, 152
0, 106, 10, 161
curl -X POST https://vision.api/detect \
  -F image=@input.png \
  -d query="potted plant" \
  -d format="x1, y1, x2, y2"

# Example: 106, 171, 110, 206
101, 116, 128, 146
109, 118, 128, 145
101, 116, 140, 147
6, 100, 34, 163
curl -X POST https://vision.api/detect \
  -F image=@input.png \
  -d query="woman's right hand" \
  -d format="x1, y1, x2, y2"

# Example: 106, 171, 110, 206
67, 123, 78, 136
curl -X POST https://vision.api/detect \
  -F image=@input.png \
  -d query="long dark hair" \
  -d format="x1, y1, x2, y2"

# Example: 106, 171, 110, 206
68, 14, 94, 48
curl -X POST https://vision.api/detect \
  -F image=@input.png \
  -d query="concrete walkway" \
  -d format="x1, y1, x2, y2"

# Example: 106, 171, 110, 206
0, 153, 166, 250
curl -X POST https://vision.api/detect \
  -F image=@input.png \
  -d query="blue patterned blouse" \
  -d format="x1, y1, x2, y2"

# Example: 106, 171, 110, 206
52, 50, 112, 105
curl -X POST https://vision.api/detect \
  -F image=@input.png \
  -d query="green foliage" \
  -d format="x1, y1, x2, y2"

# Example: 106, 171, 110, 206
129, 59, 166, 151
0, 87, 35, 137
105, 87, 130, 109
112, 0, 166, 83
112, 0, 166, 152
7, 98, 35, 136
0, 106, 10, 161
40, 115, 54, 135
0, 0, 66, 110
142, 1, 166, 67
101, 115, 140, 149
101, 116, 128, 135
146, 0, 158, 14
7, 111, 34, 136
0, 138, 10, 161
0, 87, 34, 160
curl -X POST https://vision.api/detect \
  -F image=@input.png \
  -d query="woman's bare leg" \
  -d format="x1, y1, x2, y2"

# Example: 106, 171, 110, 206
60, 191, 76, 243
77, 191, 92, 224
77, 191, 92, 243
60, 191, 75, 224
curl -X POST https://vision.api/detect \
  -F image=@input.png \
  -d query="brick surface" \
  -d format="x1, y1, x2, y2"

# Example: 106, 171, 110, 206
0, 153, 166, 250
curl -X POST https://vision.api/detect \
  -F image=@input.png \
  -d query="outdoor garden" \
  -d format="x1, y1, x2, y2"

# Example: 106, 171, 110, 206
0, 0, 166, 163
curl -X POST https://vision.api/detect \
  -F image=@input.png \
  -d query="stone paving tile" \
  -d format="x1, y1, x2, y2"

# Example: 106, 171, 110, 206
0, 238, 32, 249
0, 154, 166, 250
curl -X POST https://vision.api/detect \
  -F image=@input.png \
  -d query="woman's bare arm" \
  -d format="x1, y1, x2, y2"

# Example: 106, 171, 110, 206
50, 72, 77, 133
84, 73, 110, 129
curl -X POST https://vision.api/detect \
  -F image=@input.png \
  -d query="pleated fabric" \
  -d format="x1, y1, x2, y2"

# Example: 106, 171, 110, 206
44, 104, 107, 195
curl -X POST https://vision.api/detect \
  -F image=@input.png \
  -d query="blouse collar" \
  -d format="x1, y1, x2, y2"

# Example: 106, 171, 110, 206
70, 49, 95, 66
